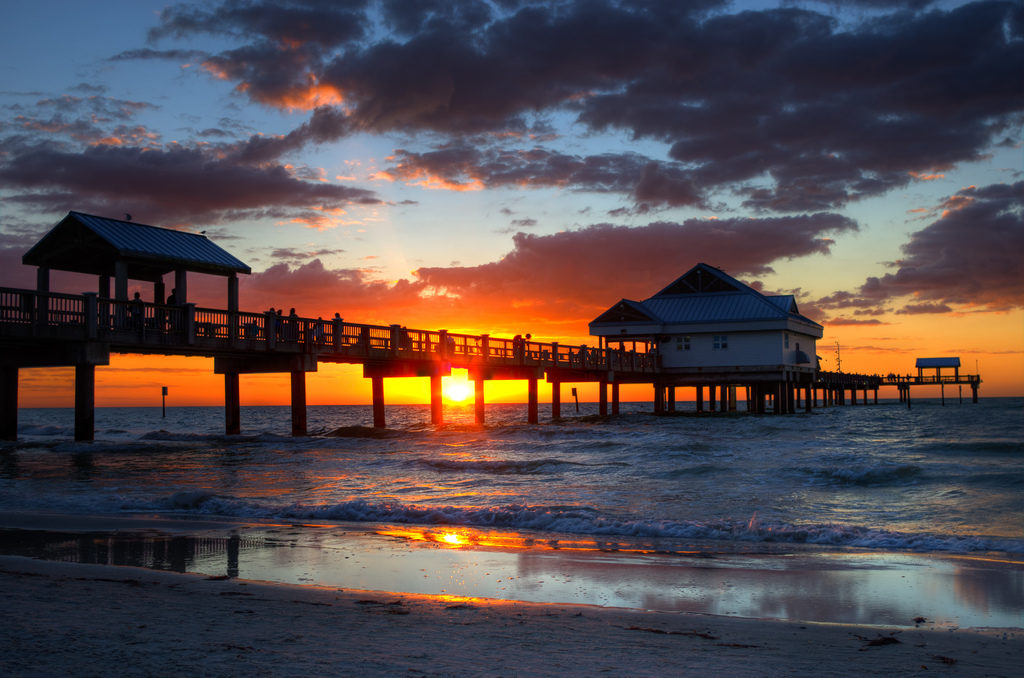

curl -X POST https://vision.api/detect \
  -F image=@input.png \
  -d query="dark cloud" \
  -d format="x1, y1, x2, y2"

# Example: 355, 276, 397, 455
227, 106, 352, 165
150, 0, 370, 49
856, 181, 1024, 310
108, 48, 207, 62
383, 146, 706, 206
0, 141, 378, 226
896, 302, 953, 314
825, 317, 886, 325
268, 246, 346, 264
812, 181, 1024, 319
415, 214, 857, 319
143, 0, 1022, 213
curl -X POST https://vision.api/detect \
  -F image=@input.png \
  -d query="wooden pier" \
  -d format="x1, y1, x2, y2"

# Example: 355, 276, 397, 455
0, 287, 658, 440
0, 287, 984, 441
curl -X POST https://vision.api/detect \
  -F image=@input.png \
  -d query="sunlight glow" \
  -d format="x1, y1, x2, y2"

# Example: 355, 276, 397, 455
445, 379, 473, 403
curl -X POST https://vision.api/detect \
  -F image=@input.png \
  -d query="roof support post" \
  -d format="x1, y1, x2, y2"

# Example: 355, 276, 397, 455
84, 293, 98, 339
185, 303, 196, 345
174, 269, 187, 305
227, 274, 239, 343
35, 267, 49, 332
114, 259, 128, 301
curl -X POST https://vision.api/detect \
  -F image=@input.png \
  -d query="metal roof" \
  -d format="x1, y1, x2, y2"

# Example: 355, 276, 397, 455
643, 292, 787, 323
916, 357, 960, 368
590, 263, 822, 332
23, 211, 250, 281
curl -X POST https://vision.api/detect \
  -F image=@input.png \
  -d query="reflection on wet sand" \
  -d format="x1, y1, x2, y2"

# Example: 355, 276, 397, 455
2, 522, 1021, 629
0, 529, 260, 579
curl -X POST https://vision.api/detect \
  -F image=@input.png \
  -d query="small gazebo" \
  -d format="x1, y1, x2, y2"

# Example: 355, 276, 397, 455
915, 357, 960, 381
22, 211, 250, 311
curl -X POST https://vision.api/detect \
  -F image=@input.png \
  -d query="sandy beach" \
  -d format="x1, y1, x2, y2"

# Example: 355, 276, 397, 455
2, 548, 1022, 677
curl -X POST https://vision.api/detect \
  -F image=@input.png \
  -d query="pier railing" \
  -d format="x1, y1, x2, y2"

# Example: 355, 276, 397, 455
0, 287, 658, 374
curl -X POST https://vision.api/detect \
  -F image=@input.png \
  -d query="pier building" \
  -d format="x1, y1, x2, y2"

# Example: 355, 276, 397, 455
589, 263, 822, 414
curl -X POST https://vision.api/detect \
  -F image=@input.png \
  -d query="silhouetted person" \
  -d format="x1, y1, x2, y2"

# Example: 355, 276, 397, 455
130, 292, 144, 331
287, 308, 298, 341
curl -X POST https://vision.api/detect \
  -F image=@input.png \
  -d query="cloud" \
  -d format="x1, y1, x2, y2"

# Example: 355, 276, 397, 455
895, 302, 953, 314
857, 181, 1024, 310
241, 259, 426, 322
140, 1, 1022, 213
414, 214, 857, 321
825, 317, 886, 326
383, 146, 707, 207
0, 141, 377, 226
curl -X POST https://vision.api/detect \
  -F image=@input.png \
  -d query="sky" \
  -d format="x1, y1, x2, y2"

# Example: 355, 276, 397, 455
1, 0, 1022, 408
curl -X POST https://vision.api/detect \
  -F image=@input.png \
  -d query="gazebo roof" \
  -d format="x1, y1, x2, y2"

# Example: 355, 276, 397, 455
916, 357, 960, 369
22, 211, 250, 282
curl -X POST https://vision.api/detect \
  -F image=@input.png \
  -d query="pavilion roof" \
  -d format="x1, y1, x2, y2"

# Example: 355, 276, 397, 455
23, 211, 250, 282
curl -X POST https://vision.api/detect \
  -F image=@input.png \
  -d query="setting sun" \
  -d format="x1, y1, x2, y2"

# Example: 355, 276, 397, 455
445, 378, 473, 404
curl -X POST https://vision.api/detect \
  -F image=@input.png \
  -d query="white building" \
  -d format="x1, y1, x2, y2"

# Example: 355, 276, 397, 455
589, 263, 823, 412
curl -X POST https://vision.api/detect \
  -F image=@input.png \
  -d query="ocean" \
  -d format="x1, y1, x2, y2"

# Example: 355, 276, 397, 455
3, 397, 1023, 626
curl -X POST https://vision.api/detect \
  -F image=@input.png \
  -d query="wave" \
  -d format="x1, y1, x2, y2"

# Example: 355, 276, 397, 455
146, 494, 1024, 555
660, 463, 729, 478
914, 440, 1024, 456
806, 463, 923, 486
413, 457, 608, 475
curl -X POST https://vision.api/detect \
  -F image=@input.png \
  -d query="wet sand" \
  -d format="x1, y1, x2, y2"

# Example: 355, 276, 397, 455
1, 555, 1021, 677
0, 512, 1022, 676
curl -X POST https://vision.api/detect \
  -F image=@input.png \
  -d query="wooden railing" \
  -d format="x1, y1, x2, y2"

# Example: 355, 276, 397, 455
0, 287, 659, 374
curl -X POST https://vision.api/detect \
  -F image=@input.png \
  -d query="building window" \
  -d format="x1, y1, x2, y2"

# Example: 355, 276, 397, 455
713, 334, 728, 350
785, 333, 790, 349
676, 335, 691, 351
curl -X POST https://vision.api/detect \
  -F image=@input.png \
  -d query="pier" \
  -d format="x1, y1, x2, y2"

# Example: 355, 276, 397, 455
0, 213, 982, 441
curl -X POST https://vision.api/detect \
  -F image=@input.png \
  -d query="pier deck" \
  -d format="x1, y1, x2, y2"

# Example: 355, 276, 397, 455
1, 288, 982, 440
0, 287, 656, 439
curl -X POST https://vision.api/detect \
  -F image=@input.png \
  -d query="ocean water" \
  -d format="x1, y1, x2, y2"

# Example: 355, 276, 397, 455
4, 397, 1022, 556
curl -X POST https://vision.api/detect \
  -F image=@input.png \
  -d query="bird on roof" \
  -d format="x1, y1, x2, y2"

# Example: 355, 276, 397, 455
125, 213, 132, 221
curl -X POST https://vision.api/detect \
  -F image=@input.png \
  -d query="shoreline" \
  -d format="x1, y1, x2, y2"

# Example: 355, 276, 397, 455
1, 554, 1020, 677
2, 511, 1022, 631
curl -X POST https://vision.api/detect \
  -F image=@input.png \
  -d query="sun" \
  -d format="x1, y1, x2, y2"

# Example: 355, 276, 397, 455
445, 379, 473, 403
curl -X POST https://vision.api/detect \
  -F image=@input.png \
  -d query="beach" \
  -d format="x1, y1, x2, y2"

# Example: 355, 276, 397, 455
2, 548, 1021, 678
2, 401, 1022, 675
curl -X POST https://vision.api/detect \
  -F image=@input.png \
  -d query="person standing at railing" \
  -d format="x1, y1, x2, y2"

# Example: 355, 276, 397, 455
130, 292, 144, 332
164, 288, 179, 332
287, 308, 299, 342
